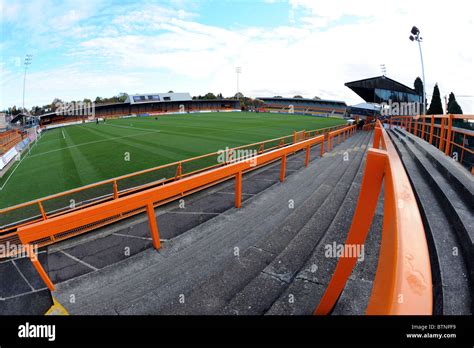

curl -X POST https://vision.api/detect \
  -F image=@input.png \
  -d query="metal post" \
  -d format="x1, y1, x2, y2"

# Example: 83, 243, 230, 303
22, 55, 33, 124
429, 116, 434, 144
280, 154, 286, 182
305, 145, 310, 167
439, 118, 445, 150
113, 181, 119, 199
236, 67, 242, 96
146, 203, 160, 249
418, 39, 426, 115
444, 115, 453, 155
421, 117, 426, 140
235, 171, 242, 208
29, 251, 55, 291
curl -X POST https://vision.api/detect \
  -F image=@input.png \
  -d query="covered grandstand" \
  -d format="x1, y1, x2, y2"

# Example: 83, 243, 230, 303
258, 97, 347, 117
346, 102, 381, 122
345, 75, 422, 104
37, 93, 241, 127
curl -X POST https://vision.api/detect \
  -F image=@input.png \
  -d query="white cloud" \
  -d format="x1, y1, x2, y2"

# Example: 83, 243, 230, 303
1, 0, 473, 113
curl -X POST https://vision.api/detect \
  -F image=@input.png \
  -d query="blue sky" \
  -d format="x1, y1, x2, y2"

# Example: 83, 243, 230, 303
1, 0, 472, 112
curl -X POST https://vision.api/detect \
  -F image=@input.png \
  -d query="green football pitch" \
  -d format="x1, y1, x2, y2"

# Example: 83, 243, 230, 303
0, 112, 346, 208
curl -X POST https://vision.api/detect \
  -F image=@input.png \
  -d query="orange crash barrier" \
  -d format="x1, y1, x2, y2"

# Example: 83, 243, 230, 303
0, 124, 347, 234
1, 124, 358, 291
315, 120, 432, 315
388, 114, 473, 172
327, 125, 357, 152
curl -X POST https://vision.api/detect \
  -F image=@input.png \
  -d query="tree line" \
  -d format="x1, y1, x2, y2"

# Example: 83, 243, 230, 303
414, 76, 464, 115
1, 82, 465, 117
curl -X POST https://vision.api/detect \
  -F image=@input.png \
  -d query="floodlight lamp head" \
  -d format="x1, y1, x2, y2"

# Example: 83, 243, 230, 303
411, 26, 420, 36
409, 35, 414, 41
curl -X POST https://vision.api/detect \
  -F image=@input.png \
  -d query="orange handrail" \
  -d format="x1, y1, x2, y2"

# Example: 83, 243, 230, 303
1, 123, 357, 291
8, 134, 324, 290
315, 120, 432, 315
327, 125, 356, 151
0, 124, 347, 232
388, 114, 473, 172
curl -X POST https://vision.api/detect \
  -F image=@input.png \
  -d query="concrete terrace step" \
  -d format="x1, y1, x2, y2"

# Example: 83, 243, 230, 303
392, 127, 473, 282
1, 134, 330, 314
0, 132, 335, 310
264, 136, 379, 315
155, 131, 372, 315
219, 131, 373, 315
393, 127, 473, 206
115, 132, 371, 315
389, 129, 472, 314
51, 132, 368, 315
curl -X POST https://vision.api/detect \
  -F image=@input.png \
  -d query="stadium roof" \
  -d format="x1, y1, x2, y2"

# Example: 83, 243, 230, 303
349, 102, 381, 111
345, 76, 420, 102
125, 92, 192, 104
258, 97, 347, 106
36, 97, 239, 118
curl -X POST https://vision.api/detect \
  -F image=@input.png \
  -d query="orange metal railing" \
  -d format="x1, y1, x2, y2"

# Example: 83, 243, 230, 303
388, 114, 474, 172
0, 124, 347, 232
362, 123, 375, 131
327, 125, 357, 151
315, 120, 432, 315
0, 124, 358, 291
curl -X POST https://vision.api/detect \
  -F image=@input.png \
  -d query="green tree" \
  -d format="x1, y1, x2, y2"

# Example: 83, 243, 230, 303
50, 98, 63, 111
203, 93, 217, 100
427, 84, 443, 115
447, 92, 463, 114
414, 77, 423, 96
293, 95, 303, 99
116, 93, 128, 103
30, 106, 41, 115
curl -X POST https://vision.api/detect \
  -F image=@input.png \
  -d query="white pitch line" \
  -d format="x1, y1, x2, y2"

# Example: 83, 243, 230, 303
113, 232, 153, 241
12, 260, 35, 292
61, 128, 66, 140
60, 250, 99, 271
25, 131, 162, 159
105, 123, 161, 132
0, 151, 28, 190
1, 133, 43, 190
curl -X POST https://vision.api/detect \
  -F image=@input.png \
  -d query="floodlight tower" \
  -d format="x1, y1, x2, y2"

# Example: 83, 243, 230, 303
380, 64, 387, 76
409, 26, 426, 114
22, 54, 33, 123
236, 67, 242, 97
